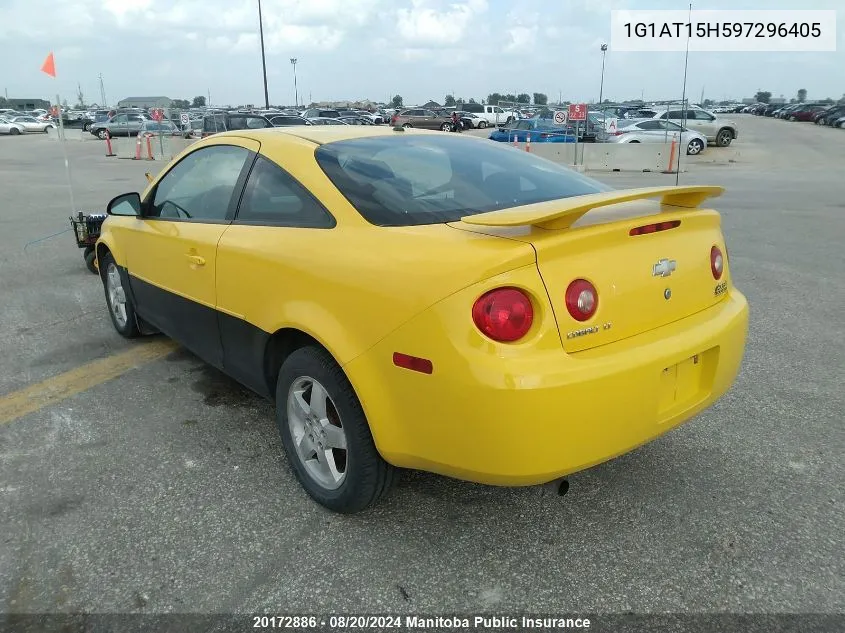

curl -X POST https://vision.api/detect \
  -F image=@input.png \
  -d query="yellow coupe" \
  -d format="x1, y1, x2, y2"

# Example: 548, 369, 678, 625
97, 126, 749, 513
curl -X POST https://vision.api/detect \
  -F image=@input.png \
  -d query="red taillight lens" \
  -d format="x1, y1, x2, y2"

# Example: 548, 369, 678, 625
472, 288, 534, 342
629, 220, 681, 236
565, 279, 598, 322
711, 245, 724, 279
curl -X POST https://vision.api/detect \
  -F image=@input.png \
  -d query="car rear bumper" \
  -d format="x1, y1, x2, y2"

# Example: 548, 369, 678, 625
345, 287, 749, 486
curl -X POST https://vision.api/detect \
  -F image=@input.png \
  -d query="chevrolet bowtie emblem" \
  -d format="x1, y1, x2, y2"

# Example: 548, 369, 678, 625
652, 258, 677, 277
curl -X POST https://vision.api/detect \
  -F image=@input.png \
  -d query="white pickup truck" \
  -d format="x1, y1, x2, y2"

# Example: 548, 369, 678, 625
460, 104, 519, 128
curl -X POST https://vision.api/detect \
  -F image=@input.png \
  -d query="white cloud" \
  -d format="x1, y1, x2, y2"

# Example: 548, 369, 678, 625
395, 0, 488, 47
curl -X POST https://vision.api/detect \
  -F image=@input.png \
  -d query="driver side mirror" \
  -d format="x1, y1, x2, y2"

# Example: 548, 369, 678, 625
107, 192, 141, 217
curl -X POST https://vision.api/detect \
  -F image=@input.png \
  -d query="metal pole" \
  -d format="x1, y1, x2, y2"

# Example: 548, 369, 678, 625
599, 43, 608, 139
290, 58, 298, 108
598, 45, 607, 106
258, 0, 270, 109
676, 3, 693, 185
99, 73, 106, 107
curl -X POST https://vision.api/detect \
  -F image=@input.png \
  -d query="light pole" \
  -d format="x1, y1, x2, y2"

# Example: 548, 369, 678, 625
598, 43, 608, 107
290, 58, 298, 108
257, 0, 269, 109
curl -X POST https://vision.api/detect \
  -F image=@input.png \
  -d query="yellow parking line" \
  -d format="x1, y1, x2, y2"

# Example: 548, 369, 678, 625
0, 339, 179, 426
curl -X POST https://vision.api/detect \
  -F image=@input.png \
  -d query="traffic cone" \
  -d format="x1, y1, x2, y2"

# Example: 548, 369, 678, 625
512, 134, 518, 148
525, 134, 531, 153
133, 135, 142, 160
104, 131, 115, 157
662, 133, 678, 174
145, 135, 154, 160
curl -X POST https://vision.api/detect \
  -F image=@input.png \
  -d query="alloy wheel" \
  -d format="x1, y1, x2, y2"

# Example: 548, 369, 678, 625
287, 376, 348, 490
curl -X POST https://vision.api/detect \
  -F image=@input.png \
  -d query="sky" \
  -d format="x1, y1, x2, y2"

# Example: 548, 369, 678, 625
2, 0, 843, 108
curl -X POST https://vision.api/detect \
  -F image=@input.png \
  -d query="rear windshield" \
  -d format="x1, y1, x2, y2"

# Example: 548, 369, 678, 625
314, 135, 609, 226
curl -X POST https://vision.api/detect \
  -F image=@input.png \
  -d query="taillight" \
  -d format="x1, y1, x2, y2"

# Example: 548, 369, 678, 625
472, 288, 534, 342
565, 279, 598, 322
710, 245, 724, 279
629, 220, 681, 236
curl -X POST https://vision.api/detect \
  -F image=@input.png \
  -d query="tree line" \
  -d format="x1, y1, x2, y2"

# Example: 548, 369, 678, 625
753, 89, 844, 105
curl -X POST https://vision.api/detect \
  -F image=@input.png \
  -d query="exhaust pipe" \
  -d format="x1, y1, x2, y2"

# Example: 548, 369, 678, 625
543, 478, 570, 497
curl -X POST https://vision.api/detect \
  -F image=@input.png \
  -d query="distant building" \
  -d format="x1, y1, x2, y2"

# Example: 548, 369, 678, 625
6, 98, 51, 111
117, 96, 172, 109
421, 100, 441, 109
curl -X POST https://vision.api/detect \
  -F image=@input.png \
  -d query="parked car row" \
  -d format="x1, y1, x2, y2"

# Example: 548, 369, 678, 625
747, 102, 845, 127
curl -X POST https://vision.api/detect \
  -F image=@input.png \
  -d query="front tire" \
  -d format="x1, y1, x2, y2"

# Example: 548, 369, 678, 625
100, 252, 140, 338
477, 120, 488, 129
97, 128, 108, 140
9, 128, 20, 136
440, 122, 452, 131
276, 346, 396, 513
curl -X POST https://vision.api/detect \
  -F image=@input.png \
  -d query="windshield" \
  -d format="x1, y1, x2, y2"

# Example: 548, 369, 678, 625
315, 135, 610, 227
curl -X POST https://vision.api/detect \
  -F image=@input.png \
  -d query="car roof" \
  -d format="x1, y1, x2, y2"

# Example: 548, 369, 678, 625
210, 125, 441, 146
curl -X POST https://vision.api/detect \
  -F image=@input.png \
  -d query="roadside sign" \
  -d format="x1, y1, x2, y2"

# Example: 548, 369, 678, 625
605, 117, 618, 133
151, 108, 163, 122
568, 103, 587, 121
180, 112, 190, 127
553, 110, 568, 125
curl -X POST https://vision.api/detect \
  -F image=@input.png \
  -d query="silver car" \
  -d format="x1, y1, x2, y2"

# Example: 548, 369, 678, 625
7, 115, 55, 133
650, 107, 737, 147
0, 116, 26, 135
90, 112, 150, 139
608, 119, 708, 155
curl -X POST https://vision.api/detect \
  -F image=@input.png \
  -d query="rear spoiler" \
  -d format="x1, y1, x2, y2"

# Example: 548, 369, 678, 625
460, 185, 725, 231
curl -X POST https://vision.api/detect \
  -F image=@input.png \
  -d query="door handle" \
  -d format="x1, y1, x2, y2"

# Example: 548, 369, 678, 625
185, 254, 205, 266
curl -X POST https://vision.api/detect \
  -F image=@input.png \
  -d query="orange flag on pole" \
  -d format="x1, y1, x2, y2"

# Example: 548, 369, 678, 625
41, 52, 56, 78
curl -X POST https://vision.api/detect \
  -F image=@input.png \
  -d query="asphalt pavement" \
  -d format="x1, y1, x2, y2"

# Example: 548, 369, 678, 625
0, 118, 843, 618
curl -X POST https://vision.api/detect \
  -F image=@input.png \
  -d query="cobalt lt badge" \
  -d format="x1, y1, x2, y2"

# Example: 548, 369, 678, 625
652, 258, 677, 278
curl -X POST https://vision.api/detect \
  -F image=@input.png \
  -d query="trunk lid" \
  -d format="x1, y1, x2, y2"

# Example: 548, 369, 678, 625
450, 186, 730, 353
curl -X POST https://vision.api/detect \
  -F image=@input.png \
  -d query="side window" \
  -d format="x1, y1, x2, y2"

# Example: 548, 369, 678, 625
227, 116, 247, 130
638, 120, 663, 130
666, 110, 684, 119
692, 110, 714, 121
515, 120, 531, 130
149, 145, 250, 222
494, 107, 503, 113
113, 114, 127, 123
246, 117, 270, 128
236, 156, 334, 228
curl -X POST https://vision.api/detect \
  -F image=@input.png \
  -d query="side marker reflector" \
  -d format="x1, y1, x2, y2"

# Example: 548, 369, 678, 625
393, 352, 433, 374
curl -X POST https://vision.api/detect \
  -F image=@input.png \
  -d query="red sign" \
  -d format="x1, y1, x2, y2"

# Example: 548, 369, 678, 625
151, 108, 164, 122
568, 103, 587, 121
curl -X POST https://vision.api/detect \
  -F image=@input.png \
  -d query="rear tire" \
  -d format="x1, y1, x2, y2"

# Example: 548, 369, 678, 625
84, 246, 98, 274
275, 346, 396, 513
440, 122, 452, 131
716, 128, 733, 147
686, 138, 704, 155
